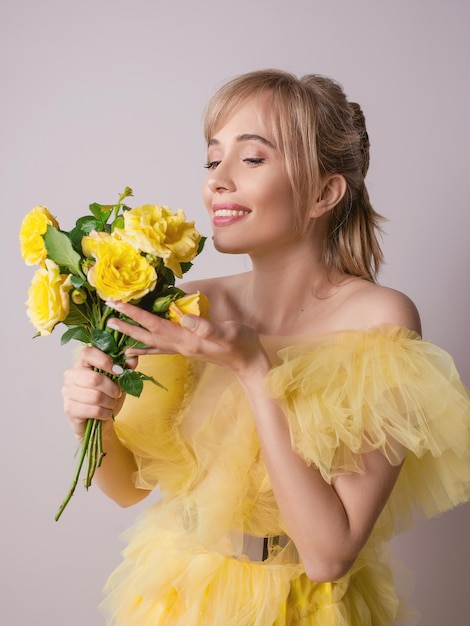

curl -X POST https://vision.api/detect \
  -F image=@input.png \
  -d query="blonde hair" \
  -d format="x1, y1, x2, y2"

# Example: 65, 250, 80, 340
204, 69, 385, 282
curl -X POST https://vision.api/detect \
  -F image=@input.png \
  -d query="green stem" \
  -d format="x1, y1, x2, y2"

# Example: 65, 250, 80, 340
55, 419, 94, 522
96, 421, 106, 467
55, 371, 117, 520
84, 419, 99, 489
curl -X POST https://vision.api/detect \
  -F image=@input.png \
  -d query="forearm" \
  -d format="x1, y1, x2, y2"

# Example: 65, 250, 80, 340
241, 380, 354, 578
92, 420, 151, 507
238, 363, 400, 582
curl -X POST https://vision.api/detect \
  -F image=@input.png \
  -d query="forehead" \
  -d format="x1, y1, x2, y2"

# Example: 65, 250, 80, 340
206, 93, 280, 142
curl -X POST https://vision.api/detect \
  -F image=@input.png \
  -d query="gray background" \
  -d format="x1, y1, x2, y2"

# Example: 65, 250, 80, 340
2, 1, 469, 624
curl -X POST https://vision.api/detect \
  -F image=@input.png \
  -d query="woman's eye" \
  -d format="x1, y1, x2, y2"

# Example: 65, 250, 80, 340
204, 161, 220, 170
243, 157, 265, 165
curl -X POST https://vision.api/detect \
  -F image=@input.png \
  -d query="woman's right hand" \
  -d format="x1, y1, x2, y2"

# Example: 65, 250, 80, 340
62, 347, 129, 439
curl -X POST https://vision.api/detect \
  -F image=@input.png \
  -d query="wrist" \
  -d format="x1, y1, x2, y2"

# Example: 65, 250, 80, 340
236, 352, 271, 390
100, 419, 118, 443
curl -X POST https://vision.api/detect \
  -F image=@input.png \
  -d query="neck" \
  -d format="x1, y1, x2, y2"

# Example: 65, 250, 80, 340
242, 239, 342, 335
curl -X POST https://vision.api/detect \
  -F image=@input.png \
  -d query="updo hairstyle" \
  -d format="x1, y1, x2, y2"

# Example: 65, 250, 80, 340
204, 69, 384, 283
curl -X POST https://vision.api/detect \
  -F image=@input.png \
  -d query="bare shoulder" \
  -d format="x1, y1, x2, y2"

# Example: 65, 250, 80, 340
179, 275, 220, 295
347, 280, 421, 334
179, 273, 250, 322
180, 273, 247, 298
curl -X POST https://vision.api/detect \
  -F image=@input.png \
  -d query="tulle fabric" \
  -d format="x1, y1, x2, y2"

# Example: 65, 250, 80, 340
103, 532, 409, 625
266, 326, 470, 537
102, 325, 470, 625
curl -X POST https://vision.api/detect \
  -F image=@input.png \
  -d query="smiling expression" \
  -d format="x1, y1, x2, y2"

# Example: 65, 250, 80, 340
202, 95, 300, 257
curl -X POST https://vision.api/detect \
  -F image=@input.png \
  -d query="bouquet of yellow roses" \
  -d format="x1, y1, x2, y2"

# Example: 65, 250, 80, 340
20, 187, 208, 520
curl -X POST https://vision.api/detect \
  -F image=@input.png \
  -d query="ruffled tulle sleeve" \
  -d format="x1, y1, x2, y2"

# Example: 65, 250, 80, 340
114, 354, 196, 493
265, 325, 470, 535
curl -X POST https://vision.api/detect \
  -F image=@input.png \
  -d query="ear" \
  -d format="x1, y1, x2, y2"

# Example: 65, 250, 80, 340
310, 175, 347, 218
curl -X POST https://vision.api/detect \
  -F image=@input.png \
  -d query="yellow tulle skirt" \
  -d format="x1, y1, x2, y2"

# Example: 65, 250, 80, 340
101, 514, 412, 625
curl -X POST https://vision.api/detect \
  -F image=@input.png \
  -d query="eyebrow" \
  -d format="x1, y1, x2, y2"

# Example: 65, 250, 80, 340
208, 133, 276, 149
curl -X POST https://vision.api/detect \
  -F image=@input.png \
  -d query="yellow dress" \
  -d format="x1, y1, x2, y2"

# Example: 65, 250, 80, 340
101, 325, 470, 625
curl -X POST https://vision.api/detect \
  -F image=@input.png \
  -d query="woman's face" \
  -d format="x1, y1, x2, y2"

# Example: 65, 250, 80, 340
202, 96, 298, 257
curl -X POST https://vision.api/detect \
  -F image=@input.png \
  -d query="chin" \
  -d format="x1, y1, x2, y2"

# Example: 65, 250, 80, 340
212, 238, 248, 255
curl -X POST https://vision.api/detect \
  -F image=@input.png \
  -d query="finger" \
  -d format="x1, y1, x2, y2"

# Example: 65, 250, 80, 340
64, 397, 116, 422
124, 356, 139, 370
180, 314, 219, 340
106, 300, 159, 330
106, 301, 229, 360
65, 365, 125, 401
75, 346, 117, 376
63, 369, 122, 405
62, 370, 123, 431
65, 398, 117, 439
107, 310, 191, 351
124, 347, 171, 358
65, 354, 123, 397
107, 316, 157, 347
180, 316, 240, 349
108, 300, 198, 342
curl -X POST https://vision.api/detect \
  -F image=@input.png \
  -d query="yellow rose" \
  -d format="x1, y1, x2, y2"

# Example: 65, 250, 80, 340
82, 231, 157, 302
26, 259, 72, 335
115, 205, 202, 278
168, 292, 211, 324
20, 205, 60, 266
81, 229, 112, 256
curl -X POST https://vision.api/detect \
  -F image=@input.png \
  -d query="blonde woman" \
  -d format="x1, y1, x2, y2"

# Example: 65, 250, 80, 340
63, 70, 470, 625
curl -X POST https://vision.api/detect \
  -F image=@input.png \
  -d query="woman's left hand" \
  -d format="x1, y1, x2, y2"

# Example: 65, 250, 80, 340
106, 301, 270, 381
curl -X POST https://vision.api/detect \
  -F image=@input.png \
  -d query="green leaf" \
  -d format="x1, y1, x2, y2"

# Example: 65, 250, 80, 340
76, 215, 102, 232
43, 225, 84, 277
197, 236, 206, 255
125, 338, 151, 349
139, 372, 167, 390
118, 371, 144, 397
118, 370, 166, 397
89, 202, 103, 217
70, 275, 86, 289
69, 220, 101, 250
61, 326, 91, 345
89, 202, 112, 224
91, 329, 118, 354
158, 266, 176, 287
111, 215, 124, 231
63, 301, 92, 326
179, 261, 193, 275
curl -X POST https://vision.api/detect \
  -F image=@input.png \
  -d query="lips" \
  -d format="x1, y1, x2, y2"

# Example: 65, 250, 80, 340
213, 208, 250, 217
212, 203, 251, 225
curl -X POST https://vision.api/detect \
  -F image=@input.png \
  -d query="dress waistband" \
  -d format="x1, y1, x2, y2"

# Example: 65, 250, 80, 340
242, 534, 289, 561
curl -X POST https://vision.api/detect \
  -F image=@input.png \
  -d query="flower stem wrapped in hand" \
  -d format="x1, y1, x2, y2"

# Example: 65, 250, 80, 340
20, 187, 207, 520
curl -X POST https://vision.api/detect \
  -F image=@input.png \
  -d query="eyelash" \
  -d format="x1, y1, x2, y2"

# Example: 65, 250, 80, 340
244, 158, 265, 165
203, 158, 265, 170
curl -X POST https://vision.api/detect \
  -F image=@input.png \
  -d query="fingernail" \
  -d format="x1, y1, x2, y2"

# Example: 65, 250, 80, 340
112, 364, 124, 375
180, 315, 197, 329
107, 321, 120, 331
105, 300, 122, 309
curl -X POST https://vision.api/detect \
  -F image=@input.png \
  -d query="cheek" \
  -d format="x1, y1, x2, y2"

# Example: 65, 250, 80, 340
264, 179, 295, 213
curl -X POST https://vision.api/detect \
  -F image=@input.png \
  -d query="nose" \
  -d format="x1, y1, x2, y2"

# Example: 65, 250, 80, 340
206, 160, 235, 193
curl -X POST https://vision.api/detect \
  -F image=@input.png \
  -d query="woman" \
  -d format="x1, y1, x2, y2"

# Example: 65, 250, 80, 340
62, 70, 470, 625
